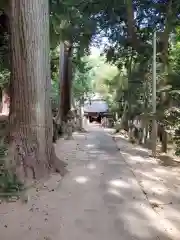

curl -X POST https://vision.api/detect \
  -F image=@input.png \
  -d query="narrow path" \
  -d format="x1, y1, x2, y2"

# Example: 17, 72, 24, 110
58, 125, 170, 240
0, 125, 174, 239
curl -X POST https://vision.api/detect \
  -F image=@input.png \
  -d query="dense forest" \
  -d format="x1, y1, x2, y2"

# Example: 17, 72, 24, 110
0, 0, 180, 196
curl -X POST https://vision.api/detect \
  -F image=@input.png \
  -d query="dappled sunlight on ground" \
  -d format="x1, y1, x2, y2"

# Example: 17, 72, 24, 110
86, 143, 95, 148
1, 126, 180, 240
104, 171, 180, 239
114, 133, 180, 239
128, 154, 150, 162
54, 126, 180, 240
107, 187, 121, 197
134, 146, 149, 153
87, 163, 96, 170
109, 179, 130, 188
104, 176, 173, 239
74, 176, 90, 184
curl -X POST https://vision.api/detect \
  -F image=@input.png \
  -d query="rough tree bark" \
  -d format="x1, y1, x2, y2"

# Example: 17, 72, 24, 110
55, 41, 73, 136
75, 97, 86, 132
159, 0, 172, 153
59, 41, 72, 122
120, 101, 129, 131
55, 41, 74, 139
125, 0, 147, 53
9, 0, 66, 180
79, 98, 83, 130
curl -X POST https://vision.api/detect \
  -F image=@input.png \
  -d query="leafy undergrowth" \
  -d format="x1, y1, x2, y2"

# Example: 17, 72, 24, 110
0, 144, 24, 201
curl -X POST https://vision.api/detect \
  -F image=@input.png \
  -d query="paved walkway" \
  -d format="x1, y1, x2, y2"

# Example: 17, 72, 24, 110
0, 125, 178, 239
58, 125, 174, 240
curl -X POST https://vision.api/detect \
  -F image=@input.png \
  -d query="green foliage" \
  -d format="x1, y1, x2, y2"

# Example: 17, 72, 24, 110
51, 79, 59, 112
73, 56, 94, 102
167, 30, 180, 154
0, 144, 24, 199
0, 69, 10, 87
0, 11, 10, 88
49, 0, 97, 51
174, 126, 180, 156
50, 48, 60, 111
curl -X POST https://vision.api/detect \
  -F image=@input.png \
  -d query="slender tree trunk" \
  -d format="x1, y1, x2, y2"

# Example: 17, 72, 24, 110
120, 101, 128, 131
125, 0, 146, 52
71, 93, 76, 109
78, 97, 84, 130
56, 42, 64, 125
161, 126, 168, 153
159, 0, 172, 153
59, 42, 72, 122
143, 122, 149, 144
141, 117, 148, 145
115, 112, 118, 121
9, 0, 66, 180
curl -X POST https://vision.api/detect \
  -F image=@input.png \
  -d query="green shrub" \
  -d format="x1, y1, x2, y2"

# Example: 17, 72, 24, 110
0, 144, 24, 199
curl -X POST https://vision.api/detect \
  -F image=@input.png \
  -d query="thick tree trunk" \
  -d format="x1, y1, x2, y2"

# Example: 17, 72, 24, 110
9, 0, 66, 180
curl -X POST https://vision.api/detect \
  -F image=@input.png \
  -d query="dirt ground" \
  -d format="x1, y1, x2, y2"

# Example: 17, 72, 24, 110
0, 125, 180, 240
112, 130, 180, 240
0, 132, 89, 240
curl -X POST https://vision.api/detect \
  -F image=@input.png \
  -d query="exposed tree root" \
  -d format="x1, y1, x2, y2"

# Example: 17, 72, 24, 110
6, 133, 68, 183
53, 156, 68, 177
79, 128, 87, 133
51, 148, 68, 176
